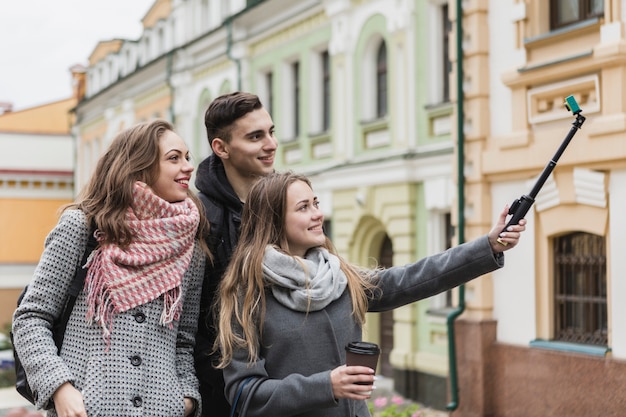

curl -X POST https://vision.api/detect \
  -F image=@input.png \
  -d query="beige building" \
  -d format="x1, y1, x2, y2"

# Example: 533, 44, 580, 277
450, 1, 626, 416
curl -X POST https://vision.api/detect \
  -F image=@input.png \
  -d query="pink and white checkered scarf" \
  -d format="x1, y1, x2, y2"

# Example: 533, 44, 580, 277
84, 181, 200, 346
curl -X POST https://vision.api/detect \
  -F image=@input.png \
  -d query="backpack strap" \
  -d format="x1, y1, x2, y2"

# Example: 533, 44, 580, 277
52, 230, 99, 347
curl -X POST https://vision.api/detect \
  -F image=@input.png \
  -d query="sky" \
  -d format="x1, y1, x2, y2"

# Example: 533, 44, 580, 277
0, 0, 155, 111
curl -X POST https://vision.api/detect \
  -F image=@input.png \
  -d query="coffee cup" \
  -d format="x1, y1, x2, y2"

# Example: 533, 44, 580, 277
345, 341, 380, 384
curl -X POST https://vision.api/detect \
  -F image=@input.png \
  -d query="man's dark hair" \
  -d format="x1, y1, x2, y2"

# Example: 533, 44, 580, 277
204, 91, 263, 145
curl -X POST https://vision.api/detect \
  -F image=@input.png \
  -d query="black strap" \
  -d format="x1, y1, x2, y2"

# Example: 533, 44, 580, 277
52, 230, 99, 348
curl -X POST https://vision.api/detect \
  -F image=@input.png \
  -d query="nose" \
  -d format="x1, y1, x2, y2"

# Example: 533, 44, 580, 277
263, 133, 278, 150
183, 158, 194, 173
312, 206, 323, 220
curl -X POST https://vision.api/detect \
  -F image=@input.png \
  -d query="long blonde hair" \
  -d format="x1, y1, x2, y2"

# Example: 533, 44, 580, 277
65, 119, 209, 253
216, 171, 378, 367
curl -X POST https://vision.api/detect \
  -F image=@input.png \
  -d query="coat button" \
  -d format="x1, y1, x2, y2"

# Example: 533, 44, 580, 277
134, 311, 146, 323
130, 355, 142, 366
132, 396, 143, 407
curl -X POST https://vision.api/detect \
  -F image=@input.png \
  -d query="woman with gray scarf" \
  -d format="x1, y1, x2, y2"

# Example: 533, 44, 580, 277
215, 171, 526, 417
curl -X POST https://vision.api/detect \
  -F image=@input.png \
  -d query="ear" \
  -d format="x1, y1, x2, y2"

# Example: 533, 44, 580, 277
211, 138, 229, 159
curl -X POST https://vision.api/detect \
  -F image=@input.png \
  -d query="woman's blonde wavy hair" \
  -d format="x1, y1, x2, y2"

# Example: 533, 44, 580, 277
64, 119, 210, 254
215, 171, 378, 368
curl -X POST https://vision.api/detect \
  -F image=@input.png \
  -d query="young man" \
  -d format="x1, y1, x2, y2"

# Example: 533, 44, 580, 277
194, 91, 277, 416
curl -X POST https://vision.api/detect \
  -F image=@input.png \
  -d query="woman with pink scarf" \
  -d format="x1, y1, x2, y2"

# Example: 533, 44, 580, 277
13, 120, 209, 417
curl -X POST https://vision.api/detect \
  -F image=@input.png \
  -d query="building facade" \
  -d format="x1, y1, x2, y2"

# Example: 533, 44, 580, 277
452, 0, 626, 416
71, 0, 626, 415
0, 65, 84, 329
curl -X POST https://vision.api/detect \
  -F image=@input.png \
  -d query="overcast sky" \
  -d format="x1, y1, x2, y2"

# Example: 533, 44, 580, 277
0, 0, 154, 111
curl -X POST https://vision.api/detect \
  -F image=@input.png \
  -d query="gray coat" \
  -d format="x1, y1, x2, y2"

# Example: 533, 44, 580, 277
223, 236, 504, 417
12, 210, 205, 416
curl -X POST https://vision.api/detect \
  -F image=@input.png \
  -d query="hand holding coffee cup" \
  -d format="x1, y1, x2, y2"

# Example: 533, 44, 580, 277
345, 341, 380, 387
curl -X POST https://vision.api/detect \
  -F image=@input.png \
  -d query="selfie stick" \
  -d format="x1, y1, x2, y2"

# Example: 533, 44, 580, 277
496, 95, 585, 245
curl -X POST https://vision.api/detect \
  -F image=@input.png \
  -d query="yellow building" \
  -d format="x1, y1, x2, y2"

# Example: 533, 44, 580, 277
0, 67, 84, 328
449, 1, 626, 415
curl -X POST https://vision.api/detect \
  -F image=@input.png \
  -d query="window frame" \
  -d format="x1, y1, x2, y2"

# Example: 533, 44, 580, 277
322, 50, 331, 132
549, 0, 604, 30
292, 61, 301, 138
376, 41, 388, 118
553, 231, 608, 347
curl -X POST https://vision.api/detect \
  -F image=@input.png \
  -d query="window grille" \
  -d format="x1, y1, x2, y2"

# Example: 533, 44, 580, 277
553, 232, 607, 346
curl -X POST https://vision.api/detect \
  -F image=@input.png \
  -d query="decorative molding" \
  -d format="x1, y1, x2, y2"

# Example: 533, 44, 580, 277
134, 85, 171, 108
249, 11, 327, 56
527, 75, 600, 124
284, 147, 303, 165
192, 58, 232, 81
312, 141, 333, 159
573, 168, 606, 208
365, 128, 391, 148
534, 168, 607, 211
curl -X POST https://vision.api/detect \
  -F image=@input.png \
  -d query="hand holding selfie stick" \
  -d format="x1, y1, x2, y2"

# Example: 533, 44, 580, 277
497, 95, 586, 245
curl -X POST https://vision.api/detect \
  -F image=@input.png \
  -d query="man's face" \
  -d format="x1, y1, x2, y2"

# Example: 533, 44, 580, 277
215, 107, 277, 178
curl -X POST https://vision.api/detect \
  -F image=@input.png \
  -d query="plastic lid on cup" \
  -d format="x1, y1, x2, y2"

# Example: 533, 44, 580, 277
345, 341, 380, 355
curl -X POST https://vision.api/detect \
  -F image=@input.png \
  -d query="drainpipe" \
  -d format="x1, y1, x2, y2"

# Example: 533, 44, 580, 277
226, 18, 242, 91
446, 0, 465, 411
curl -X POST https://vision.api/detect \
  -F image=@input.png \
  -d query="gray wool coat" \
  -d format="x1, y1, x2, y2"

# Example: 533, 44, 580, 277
12, 210, 205, 416
223, 236, 504, 417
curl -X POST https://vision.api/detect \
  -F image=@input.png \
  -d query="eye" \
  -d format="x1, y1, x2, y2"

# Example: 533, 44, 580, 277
313, 201, 320, 208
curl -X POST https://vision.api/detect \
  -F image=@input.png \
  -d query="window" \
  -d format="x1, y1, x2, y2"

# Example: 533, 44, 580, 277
429, 212, 454, 311
201, 0, 210, 31
376, 42, 388, 118
220, 0, 230, 19
266, 71, 274, 117
292, 61, 301, 137
443, 212, 454, 307
322, 50, 331, 131
550, 0, 604, 29
553, 232, 607, 346
323, 219, 332, 240
441, 3, 451, 103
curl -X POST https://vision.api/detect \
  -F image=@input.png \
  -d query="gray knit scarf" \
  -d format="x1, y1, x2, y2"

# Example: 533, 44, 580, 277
262, 245, 347, 312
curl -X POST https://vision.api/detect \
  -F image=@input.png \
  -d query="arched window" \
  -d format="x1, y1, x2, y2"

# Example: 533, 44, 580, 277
376, 42, 388, 118
553, 232, 607, 346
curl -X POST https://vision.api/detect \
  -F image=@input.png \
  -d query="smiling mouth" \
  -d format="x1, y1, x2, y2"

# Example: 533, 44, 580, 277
176, 179, 189, 185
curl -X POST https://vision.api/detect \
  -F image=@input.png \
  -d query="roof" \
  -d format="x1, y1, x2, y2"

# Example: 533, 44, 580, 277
0, 97, 76, 135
